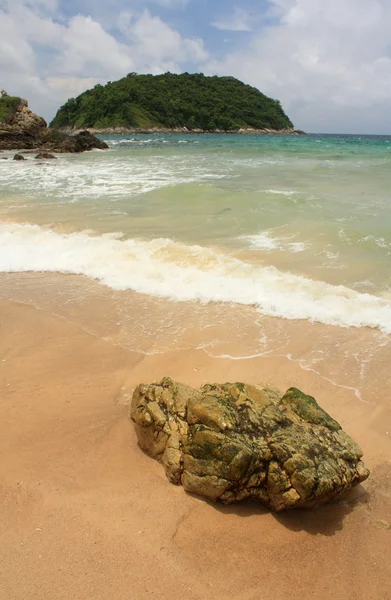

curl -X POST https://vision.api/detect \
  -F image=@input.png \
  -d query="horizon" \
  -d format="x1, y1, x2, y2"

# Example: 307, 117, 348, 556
2, 1, 391, 135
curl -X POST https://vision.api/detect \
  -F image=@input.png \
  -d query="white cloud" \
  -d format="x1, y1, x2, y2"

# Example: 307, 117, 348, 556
0, 1, 207, 120
59, 15, 134, 76
211, 7, 252, 32
206, 0, 391, 133
0, 14, 36, 74
119, 9, 208, 67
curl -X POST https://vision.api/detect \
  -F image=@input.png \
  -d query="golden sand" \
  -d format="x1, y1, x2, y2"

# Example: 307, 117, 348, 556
1, 277, 391, 599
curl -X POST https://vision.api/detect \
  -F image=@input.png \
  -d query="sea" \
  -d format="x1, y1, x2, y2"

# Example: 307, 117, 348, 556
1, 133, 391, 402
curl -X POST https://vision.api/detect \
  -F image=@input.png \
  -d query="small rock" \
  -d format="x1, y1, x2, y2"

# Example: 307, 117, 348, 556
1, 156, 8, 160
35, 152, 57, 160
13, 154, 26, 160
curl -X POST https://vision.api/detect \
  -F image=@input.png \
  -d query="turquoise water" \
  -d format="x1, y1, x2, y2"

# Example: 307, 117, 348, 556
0, 133, 391, 333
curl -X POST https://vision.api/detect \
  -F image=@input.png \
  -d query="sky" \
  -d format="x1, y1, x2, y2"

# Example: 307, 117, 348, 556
1, 0, 391, 133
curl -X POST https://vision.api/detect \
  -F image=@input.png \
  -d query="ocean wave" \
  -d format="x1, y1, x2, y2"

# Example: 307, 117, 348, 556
1, 222, 390, 333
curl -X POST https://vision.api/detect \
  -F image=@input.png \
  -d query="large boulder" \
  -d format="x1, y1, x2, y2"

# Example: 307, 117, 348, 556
38, 129, 108, 153
131, 378, 369, 511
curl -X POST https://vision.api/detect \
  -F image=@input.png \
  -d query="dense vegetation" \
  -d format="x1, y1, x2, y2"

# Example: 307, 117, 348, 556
0, 95, 22, 123
50, 73, 293, 131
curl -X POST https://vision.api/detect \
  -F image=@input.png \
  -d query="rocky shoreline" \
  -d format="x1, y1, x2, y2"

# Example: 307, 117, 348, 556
58, 126, 306, 136
0, 92, 108, 153
0, 129, 109, 153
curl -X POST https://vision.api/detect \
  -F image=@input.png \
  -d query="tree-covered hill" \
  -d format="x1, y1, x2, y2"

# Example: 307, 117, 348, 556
50, 73, 294, 131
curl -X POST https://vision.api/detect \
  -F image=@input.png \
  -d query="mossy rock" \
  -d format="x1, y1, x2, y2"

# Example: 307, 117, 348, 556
279, 387, 341, 431
131, 379, 369, 511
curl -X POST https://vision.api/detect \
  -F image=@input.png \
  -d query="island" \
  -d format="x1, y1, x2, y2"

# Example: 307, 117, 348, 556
50, 72, 300, 134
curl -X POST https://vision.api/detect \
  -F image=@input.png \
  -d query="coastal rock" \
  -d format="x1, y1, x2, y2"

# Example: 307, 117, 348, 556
35, 152, 57, 159
0, 131, 37, 150
2, 97, 47, 133
131, 378, 369, 511
38, 129, 109, 153
13, 153, 26, 160
0, 95, 108, 153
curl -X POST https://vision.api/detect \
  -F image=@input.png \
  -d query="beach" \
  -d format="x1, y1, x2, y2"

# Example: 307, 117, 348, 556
1, 288, 390, 600
1, 133, 391, 598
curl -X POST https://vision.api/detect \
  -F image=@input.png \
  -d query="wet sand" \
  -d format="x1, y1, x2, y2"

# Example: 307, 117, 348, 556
1, 285, 391, 600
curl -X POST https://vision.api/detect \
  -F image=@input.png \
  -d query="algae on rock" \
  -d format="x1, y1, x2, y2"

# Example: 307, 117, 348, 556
131, 378, 369, 512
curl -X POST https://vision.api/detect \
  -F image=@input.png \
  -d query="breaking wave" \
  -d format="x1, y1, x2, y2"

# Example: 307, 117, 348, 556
1, 222, 390, 333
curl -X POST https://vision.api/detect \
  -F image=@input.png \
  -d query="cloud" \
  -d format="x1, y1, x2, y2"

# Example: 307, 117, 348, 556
1, 0, 391, 132
205, 0, 391, 133
211, 7, 252, 32
119, 9, 208, 68
59, 15, 134, 77
0, 1, 207, 120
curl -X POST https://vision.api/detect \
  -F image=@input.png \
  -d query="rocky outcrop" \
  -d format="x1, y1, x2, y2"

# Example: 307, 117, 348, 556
2, 97, 47, 133
13, 153, 26, 161
0, 95, 108, 153
59, 126, 306, 136
131, 378, 369, 511
38, 129, 108, 153
35, 152, 57, 159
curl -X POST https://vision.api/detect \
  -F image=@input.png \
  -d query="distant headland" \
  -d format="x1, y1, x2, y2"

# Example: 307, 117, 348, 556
50, 72, 304, 135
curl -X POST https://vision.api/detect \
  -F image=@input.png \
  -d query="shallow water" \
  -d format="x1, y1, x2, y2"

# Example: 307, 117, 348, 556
1, 133, 390, 333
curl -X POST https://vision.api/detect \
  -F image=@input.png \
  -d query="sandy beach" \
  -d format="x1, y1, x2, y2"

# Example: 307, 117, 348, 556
1, 280, 390, 600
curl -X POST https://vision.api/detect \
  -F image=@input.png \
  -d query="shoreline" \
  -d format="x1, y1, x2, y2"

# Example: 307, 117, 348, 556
0, 126, 306, 153
1, 290, 390, 599
56, 126, 306, 136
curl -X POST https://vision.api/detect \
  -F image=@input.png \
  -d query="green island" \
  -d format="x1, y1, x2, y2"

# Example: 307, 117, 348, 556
50, 72, 294, 132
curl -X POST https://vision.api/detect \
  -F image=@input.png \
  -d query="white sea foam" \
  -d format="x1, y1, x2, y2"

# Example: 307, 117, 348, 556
1, 222, 391, 333
263, 189, 299, 196
244, 231, 310, 253
324, 249, 339, 260
361, 235, 391, 250
0, 153, 226, 200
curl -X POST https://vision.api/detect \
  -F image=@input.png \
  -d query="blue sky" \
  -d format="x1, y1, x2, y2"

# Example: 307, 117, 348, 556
1, 0, 391, 133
